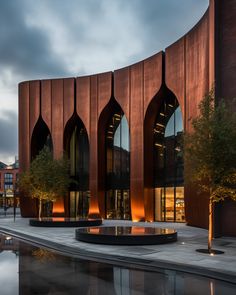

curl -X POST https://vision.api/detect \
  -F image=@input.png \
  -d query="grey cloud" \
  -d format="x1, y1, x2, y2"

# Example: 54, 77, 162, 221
0, 1, 69, 79
124, 0, 209, 54
0, 110, 17, 157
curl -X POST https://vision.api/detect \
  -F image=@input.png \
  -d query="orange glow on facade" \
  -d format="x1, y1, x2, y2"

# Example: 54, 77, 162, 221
52, 198, 64, 214
131, 206, 145, 222
88, 201, 101, 218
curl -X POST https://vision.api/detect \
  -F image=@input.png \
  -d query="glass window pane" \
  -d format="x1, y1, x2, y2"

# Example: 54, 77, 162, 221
165, 187, 174, 221
175, 187, 185, 222
154, 188, 162, 221
106, 109, 130, 220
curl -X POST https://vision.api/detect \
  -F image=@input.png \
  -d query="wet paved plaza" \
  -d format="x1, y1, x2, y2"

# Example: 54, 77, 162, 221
0, 218, 236, 286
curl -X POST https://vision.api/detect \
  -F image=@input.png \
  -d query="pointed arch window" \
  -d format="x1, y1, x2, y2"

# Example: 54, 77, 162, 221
105, 108, 130, 220
31, 116, 53, 160
64, 115, 89, 218
154, 96, 184, 222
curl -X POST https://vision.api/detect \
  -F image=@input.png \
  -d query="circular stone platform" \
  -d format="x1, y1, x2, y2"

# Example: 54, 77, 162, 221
29, 217, 102, 227
75, 226, 177, 245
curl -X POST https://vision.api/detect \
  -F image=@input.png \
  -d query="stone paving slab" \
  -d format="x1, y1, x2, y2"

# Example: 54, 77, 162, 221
0, 217, 236, 283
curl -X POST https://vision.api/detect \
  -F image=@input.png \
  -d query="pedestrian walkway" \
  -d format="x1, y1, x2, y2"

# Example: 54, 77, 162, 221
0, 218, 236, 283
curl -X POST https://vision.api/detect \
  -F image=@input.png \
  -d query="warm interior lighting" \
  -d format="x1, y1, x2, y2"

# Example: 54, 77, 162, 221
5, 236, 12, 240
168, 104, 174, 108
156, 123, 165, 128
160, 112, 165, 116
155, 143, 163, 147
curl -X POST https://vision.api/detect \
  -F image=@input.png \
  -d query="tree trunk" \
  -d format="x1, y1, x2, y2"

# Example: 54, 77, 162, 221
208, 197, 213, 253
39, 199, 42, 220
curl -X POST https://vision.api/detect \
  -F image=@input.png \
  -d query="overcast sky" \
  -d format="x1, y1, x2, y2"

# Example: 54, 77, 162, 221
0, 0, 208, 164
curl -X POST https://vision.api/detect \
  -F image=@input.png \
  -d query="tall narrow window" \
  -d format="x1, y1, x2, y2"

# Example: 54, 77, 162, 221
154, 97, 184, 222
64, 116, 90, 218
105, 109, 130, 220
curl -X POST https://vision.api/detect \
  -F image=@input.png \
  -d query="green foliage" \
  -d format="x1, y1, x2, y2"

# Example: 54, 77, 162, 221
184, 89, 236, 203
19, 146, 70, 204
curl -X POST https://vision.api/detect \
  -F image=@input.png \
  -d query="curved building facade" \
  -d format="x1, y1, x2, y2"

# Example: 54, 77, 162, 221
19, 0, 236, 236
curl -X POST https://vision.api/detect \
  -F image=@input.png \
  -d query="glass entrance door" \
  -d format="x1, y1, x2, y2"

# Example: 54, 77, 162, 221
154, 186, 185, 222
106, 189, 130, 220
70, 191, 90, 218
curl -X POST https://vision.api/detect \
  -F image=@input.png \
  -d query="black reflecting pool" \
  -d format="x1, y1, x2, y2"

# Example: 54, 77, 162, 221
76, 226, 177, 245
0, 233, 235, 295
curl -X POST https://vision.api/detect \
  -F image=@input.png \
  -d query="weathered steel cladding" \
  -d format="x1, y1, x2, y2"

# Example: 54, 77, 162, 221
166, 10, 210, 230
19, 0, 236, 235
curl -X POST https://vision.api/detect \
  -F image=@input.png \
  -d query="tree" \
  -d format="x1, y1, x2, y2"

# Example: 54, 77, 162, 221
19, 146, 70, 218
184, 89, 236, 253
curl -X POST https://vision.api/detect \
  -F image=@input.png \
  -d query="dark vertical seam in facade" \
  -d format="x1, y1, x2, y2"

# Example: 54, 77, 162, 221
74, 78, 76, 115
50, 80, 53, 156
111, 71, 114, 100
39, 80, 42, 116
184, 36, 187, 131
128, 66, 131, 218
162, 51, 165, 84
96, 75, 98, 191
28, 82, 31, 163
62, 79, 65, 129
215, 0, 220, 101
207, 14, 210, 94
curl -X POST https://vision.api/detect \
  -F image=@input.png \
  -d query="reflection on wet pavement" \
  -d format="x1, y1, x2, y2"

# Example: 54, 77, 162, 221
0, 233, 235, 295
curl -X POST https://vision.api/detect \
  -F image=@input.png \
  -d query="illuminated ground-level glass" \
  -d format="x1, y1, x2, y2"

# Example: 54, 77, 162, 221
155, 187, 185, 222
69, 191, 90, 218
106, 189, 130, 220
105, 109, 130, 220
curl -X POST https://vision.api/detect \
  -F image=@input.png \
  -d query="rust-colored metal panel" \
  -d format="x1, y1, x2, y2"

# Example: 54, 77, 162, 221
63, 78, 75, 128
143, 52, 163, 115
209, 1, 215, 88
76, 76, 90, 137
220, 200, 236, 236
19, 81, 37, 217
165, 38, 186, 127
19, 82, 30, 172
185, 11, 210, 229
143, 52, 164, 221
29, 80, 40, 140
41, 79, 52, 131
130, 61, 145, 221
89, 75, 100, 217
97, 72, 112, 117
185, 12, 209, 128
51, 79, 64, 159
215, 0, 236, 105
114, 66, 130, 123
214, 0, 236, 235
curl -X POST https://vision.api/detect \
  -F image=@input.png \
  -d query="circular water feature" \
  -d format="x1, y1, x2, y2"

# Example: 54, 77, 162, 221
76, 226, 177, 245
29, 217, 102, 227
